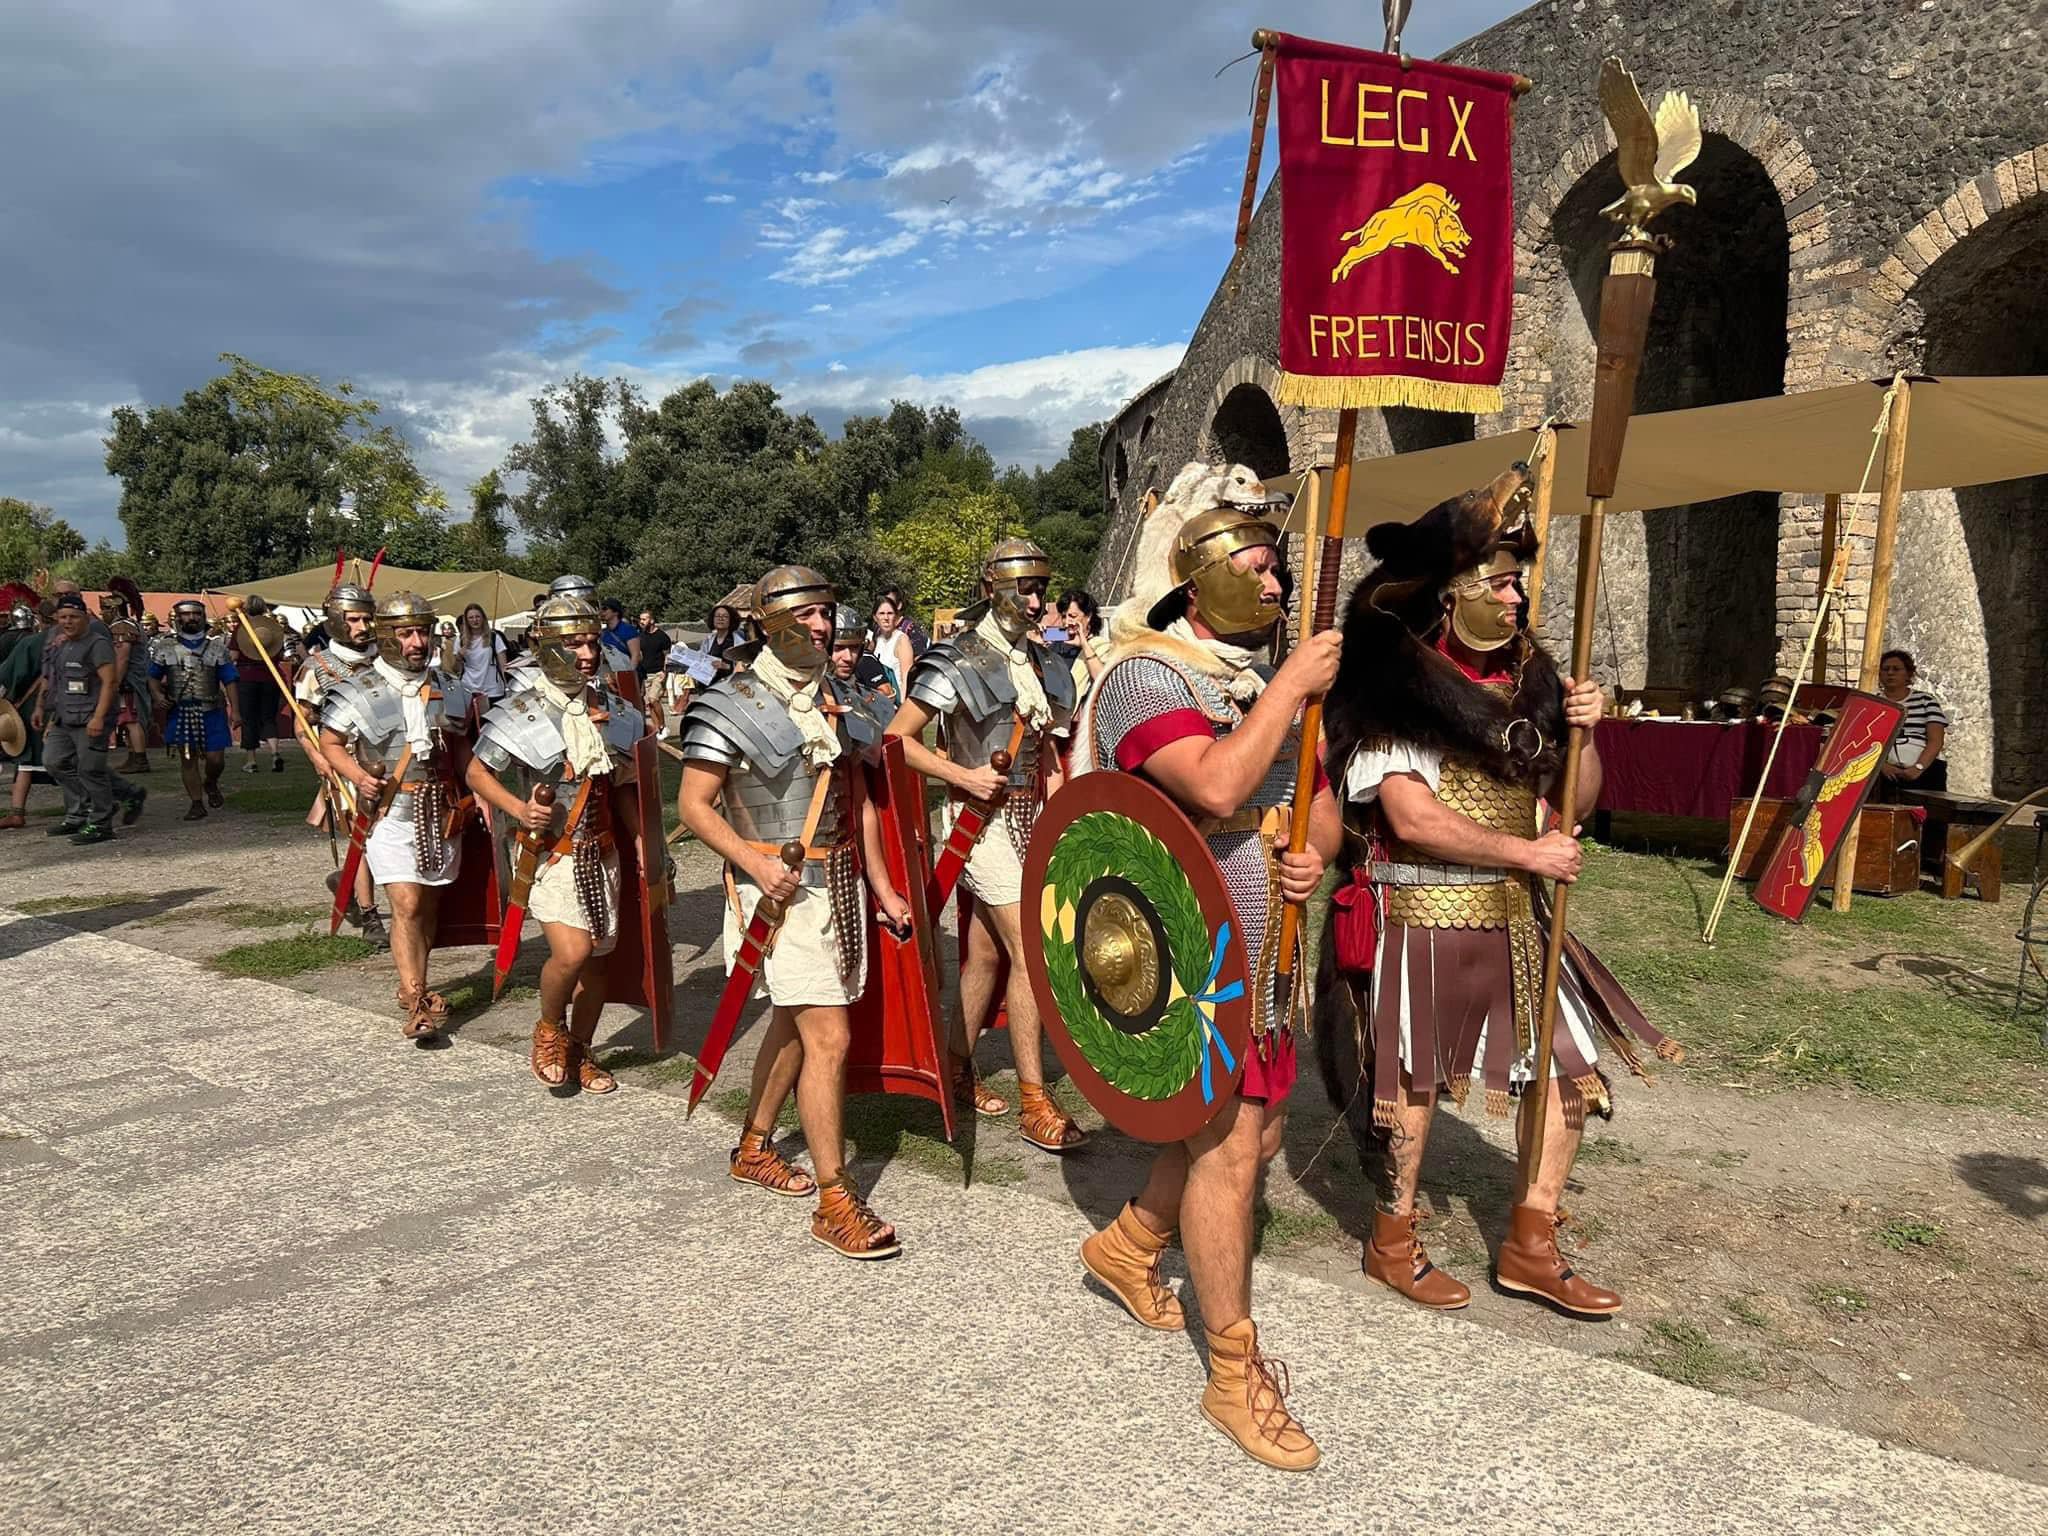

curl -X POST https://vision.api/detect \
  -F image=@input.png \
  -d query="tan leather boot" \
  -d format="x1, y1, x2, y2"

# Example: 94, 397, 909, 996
1364, 1207, 1471, 1310
1199, 1319, 1320, 1472
1080, 1202, 1184, 1331
1495, 1202, 1622, 1316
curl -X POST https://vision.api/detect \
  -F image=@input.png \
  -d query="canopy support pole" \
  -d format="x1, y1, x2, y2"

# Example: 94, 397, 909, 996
1813, 493, 1839, 685
1832, 379, 1914, 914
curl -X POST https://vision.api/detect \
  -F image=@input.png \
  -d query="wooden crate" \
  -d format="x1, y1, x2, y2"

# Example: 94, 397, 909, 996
1730, 799, 1923, 897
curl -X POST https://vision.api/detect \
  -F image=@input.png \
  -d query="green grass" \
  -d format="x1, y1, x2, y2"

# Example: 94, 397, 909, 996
208, 933, 375, 979
13, 892, 135, 915
1565, 841, 2046, 1106
1576, 1136, 1643, 1167
1617, 1318, 1764, 1392
1876, 1218, 1943, 1252
1806, 1283, 1870, 1315
596, 1045, 701, 1087
709, 1086, 798, 1131
1254, 1202, 1343, 1255
1708, 1148, 1751, 1169
974, 1155, 1027, 1187
1722, 1294, 1770, 1329
144, 901, 324, 930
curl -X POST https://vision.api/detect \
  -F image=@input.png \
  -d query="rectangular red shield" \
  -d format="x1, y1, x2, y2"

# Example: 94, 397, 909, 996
1753, 690, 1905, 922
1267, 33, 1520, 413
606, 731, 676, 1049
431, 727, 504, 950
847, 735, 954, 1140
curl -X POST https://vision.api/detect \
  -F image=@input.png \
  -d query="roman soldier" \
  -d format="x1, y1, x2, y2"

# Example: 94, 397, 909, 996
511, 575, 635, 681
317, 592, 475, 1042
1063, 462, 1340, 1472
885, 537, 1082, 1150
1314, 463, 1680, 1319
466, 594, 648, 1095
677, 565, 913, 1260
149, 599, 241, 820
295, 581, 384, 943
99, 580, 154, 774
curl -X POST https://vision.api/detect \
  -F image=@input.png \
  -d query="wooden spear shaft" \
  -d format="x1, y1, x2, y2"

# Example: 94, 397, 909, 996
1522, 428, 1560, 629
1521, 243, 1657, 1187
1274, 406, 1356, 1005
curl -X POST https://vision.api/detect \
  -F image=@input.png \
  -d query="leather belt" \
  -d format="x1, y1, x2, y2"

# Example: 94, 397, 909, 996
1195, 803, 1289, 840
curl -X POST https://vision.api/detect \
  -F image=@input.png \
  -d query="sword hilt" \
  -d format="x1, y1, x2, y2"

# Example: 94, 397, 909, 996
756, 841, 806, 922
984, 749, 1014, 806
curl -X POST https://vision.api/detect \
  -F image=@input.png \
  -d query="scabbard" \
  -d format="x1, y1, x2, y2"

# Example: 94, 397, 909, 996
492, 843, 549, 994
329, 811, 375, 935
923, 796, 998, 916
686, 902, 790, 1115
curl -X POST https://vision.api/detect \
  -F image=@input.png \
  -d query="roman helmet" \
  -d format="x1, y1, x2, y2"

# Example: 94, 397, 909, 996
1433, 468, 1538, 655
1168, 497, 1287, 637
549, 573, 598, 603
528, 594, 603, 689
97, 592, 129, 621
832, 601, 868, 648
324, 581, 377, 641
171, 598, 209, 635
751, 564, 836, 673
373, 591, 438, 671
984, 538, 1052, 642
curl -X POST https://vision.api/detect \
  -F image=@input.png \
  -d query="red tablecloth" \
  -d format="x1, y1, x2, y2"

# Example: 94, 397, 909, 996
1594, 719, 1822, 820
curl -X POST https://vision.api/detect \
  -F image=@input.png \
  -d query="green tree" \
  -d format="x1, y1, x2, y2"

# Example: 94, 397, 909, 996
104, 354, 441, 588
58, 541, 142, 591
505, 375, 644, 579
0, 497, 86, 583
449, 470, 513, 567
878, 488, 1028, 617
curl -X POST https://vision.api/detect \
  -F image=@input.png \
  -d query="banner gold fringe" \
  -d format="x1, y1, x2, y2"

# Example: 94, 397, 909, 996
1275, 370, 1502, 415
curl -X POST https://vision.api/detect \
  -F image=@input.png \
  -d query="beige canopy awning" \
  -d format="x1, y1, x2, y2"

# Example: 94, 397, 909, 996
209, 563, 548, 620
1279, 374, 2048, 536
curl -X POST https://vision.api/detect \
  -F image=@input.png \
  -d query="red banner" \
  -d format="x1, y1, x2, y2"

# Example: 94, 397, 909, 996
1753, 691, 1904, 923
1268, 35, 1519, 413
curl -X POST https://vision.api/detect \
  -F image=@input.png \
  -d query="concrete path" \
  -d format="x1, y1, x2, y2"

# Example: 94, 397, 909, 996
3, 907, 2040, 1535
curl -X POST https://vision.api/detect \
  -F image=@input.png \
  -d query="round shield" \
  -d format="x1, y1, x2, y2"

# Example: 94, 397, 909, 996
1022, 771, 1251, 1143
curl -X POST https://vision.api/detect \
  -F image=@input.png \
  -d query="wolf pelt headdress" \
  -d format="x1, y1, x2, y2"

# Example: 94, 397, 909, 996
1321, 467, 1564, 794
1109, 461, 1285, 648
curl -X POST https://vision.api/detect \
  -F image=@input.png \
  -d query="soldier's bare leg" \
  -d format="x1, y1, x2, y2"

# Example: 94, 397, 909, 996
791, 1004, 851, 1183
537, 919, 592, 1027
745, 1006, 805, 1135
1177, 1095, 1262, 1331
1513, 1079, 1580, 1214
178, 749, 203, 805
1379, 1089, 1437, 1217
384, 883, 432, 997
983, 900, 1046, 1085
956, 899, 1002, 1057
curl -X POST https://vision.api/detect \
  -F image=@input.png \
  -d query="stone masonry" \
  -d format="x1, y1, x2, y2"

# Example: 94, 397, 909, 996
1093, 0, 2048, 796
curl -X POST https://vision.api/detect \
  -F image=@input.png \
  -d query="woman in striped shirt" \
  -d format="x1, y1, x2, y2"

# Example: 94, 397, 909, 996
1877, 649, 1948, 794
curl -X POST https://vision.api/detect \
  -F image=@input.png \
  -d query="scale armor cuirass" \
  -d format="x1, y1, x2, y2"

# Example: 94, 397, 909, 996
473, 682, 646, 785
319, 667, 463, 825
907, 628, 1076, 857
154, 635, 231, 706
1377, 760, 1538, 929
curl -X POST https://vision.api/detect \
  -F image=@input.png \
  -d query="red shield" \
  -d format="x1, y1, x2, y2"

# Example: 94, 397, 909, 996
606, 730, 677, 1048
847, 736, 953, 1138
431, 727, 504, 950
1753, 690, 1905, 923
1023, 772, 1251, 1143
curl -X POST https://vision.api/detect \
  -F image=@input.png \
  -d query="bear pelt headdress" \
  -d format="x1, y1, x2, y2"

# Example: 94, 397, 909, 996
1322, 460, 1565, 791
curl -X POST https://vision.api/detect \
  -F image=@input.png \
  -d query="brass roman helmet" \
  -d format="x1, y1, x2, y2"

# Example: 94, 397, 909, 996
530, 594, 603, 689
373, 591, 438, 670
1173, 503, 1285, 637
98, 592, 129, 621
171, 598, 209, 635
1443, 546, 1526, 654
323, 581, 376, 642
985, 537, 1051, 641
752, 564, 837, 672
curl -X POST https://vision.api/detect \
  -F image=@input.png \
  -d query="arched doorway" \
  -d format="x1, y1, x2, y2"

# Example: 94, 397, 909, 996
1905, 195, 2048, 796
1550, 134, 1790, 694
1209, 383, 1290, 479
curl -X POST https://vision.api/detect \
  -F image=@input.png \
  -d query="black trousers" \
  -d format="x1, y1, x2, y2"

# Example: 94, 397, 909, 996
236, 674, 282, 750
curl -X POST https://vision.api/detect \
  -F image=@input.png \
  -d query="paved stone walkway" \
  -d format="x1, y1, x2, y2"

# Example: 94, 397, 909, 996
4, 907, 2042, 1534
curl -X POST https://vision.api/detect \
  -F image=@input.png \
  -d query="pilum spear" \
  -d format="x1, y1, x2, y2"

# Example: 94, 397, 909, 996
1521, 61, 1702, 1187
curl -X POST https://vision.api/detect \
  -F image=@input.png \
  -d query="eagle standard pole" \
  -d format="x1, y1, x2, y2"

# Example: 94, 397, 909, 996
1831, 377, 1913, 913
1521, 240, 1658, 1186
1274, 407, 1355, 1009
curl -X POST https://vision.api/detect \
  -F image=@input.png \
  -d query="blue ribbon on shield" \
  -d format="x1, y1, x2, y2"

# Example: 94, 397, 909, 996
1191, 921, 1243, 1103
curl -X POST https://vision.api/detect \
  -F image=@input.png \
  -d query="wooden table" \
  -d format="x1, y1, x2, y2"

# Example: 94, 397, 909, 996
1900, 789, 2045, 903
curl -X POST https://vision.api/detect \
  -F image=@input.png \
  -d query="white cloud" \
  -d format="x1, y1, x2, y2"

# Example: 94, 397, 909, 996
703, 192, 738, 204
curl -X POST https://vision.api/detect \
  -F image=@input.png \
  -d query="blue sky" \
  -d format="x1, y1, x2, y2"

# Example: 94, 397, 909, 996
1, 1, 1521, 541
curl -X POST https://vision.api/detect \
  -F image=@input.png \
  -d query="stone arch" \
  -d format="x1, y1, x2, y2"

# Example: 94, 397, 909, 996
1198, 355, 1315, 479
1865, 146, 2048, 796
1139, 413, 1156, 449
1113, 439, 1130, 497
1498, 96, 1823, 690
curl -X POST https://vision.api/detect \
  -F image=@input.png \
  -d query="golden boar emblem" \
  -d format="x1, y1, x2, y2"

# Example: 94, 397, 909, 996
1331, 183, 1473, 280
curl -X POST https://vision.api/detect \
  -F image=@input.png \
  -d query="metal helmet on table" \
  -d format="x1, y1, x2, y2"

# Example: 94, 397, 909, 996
529, 594, 604, 689
984, 537, 1052, 643
372, 592, 438, 672
751, 564, 837, 673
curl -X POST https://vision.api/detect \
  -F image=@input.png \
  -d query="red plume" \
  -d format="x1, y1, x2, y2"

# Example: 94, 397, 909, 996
366, 547, 387, 591
332, 547, 347, 586
0, 580, 39, 612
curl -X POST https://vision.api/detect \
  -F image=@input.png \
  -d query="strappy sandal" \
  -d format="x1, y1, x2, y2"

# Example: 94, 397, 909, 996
953, 1061, 1010, 1119
572, 1039, 618, 1095
1018, 1085, 1086, 1153
530, 1018, 573, 1086
811, 1176, 900, 1260
395, 981, 443, 1041
731, 1129, 817, 1197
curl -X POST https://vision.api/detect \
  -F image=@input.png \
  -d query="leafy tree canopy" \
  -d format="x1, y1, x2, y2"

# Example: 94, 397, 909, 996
0, 497, 87, 585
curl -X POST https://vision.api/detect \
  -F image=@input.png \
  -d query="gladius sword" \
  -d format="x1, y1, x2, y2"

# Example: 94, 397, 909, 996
923, 740, 1018, 918
686, 839, 807, 1116
329, 745, 411, 935
491, 781, 558, 997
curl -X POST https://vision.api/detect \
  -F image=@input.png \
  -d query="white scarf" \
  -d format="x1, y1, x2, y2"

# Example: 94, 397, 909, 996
752, 646, 842, 767
1164, 618, 1268, 705
374, 656, 435, 761
328, 639, 372, 669
975, 609, 1050, 731
530, 673, 614, 779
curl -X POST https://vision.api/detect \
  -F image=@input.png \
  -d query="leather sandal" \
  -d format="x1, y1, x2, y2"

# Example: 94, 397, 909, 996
730, 1127, 817, 1197
572, 1037, 617, 1094
953, 1060, 1010, 1118
811, 1176, 901, 1260
530, 1019, 573, 1086
1018, 1083, 1085, 1152
395, 981, 443, 1041
0, 810, 23, 831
